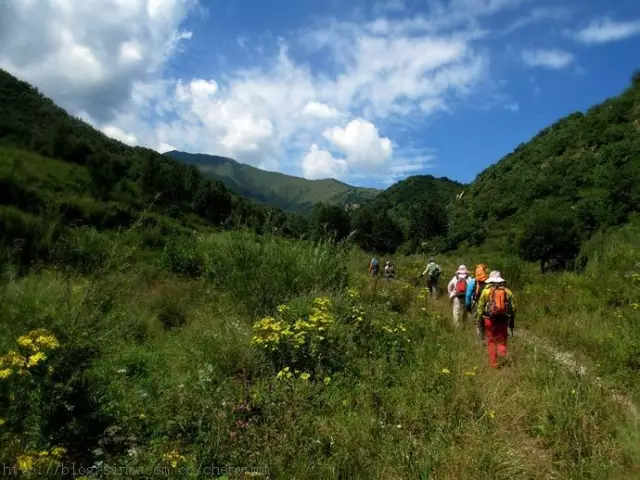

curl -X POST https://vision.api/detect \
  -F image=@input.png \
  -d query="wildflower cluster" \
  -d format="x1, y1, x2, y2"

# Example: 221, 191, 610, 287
251, 297, 337, 376
250, 317, 289, 352
162, 450, 186, 468
380, 323, 408, 336
276, 366, 312, 381
350, 306, 366, 323
0, 329, 59, 379
16, 447, 66, 473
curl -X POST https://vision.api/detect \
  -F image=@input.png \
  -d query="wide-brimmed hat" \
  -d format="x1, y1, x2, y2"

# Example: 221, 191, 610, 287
456, 265, 468, 275
485, 270, 505, 284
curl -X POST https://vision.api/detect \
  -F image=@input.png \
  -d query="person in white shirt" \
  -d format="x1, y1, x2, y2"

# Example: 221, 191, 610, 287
447, 265, 470, 327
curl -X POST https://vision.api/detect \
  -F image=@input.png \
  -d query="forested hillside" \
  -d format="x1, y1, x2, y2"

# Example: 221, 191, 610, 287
446, 72, 640, 270
354, 175, 464, 253
0, 68, 318, 267
167, 150, 379, 213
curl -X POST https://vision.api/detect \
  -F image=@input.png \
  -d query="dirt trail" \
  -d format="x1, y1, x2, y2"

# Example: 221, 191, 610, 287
430, 290, 638, 420
518, 328, 639, 420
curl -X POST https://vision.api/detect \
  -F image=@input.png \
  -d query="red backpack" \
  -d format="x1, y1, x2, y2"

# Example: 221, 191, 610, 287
455, 277, 467, 297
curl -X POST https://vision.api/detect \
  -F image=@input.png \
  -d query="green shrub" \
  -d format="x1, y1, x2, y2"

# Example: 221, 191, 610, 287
0, 205, 61, 267
159, 236, 204, 277
155, 296, 188, 330
51, 226, 111, 273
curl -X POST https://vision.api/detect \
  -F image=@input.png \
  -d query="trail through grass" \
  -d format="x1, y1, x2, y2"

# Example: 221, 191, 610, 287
1, 231, 639, 479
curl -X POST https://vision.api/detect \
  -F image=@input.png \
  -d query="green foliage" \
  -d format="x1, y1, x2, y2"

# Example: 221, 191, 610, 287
159, 237, 205, 278
155, 296, 188, 330
449, 73, 640, 261
310, 202, 351, 241
351, 205, 404, 253
197, 232, 349, 316
517, 203, 583, 272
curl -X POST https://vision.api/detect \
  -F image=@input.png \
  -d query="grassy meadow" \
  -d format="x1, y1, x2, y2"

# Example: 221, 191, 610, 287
0, 226, 639, 479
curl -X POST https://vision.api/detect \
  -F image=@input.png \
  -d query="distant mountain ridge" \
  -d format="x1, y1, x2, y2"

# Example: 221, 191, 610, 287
165, 150, 380, 213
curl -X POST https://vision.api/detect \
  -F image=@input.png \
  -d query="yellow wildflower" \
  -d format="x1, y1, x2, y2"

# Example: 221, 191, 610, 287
3, 351, 26, 368
323, 377, 331, 385
35, 335, 60, 350
0, 368, 12, 379
489, 410, 495, 419
276, 367, 293, 380
27, 352, 47, 368
441, 368, 451, 374
163, 450, 185, 468
51, 447, 66, 457
300, 373, 311, 381
17, 455, 34, 471
17, 336, 36, 351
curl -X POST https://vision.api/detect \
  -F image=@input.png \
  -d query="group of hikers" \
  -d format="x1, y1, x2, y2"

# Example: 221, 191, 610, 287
368, 257, 396, 280
368, 257, 515, 369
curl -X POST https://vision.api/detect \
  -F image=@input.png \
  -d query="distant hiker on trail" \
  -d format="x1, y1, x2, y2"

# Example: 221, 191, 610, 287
476, 271, 515, 369
466, 263, 489, 341
420, 258, 442, 298
384, 261, 396, 280
369, 258, 380, 277
447, 265, 469, 327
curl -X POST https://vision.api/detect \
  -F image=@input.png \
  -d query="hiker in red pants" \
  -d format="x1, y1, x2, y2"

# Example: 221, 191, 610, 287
476, 271, 515, 368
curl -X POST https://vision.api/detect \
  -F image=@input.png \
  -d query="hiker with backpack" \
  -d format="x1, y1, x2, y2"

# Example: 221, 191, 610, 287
420, 258, 442, 298
476, 271, 516, 368
383, 261, 396, 280
447, 265, 469, 327
369, 258, 380, 277
466, 264, 489, 341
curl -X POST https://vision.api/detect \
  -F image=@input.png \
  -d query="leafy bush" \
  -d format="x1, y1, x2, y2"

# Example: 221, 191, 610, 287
159, 236, 204, 277
51, 226, 111, 273
0, 205, 61, 266
155, 296, 188, 330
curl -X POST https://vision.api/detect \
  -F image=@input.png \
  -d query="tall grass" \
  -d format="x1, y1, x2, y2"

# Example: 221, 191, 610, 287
0, 226, 638, 478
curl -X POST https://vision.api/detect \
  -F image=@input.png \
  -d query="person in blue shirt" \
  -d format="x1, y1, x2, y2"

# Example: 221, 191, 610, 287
465, 276, 476, 312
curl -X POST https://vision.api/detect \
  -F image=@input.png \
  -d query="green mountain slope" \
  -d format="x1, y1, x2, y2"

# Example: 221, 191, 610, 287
448, 72, 640, 258
166, 150, 380, 213
0, 68, 314, 267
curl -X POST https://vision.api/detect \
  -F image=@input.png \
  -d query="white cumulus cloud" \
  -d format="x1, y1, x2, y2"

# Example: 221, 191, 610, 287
0, 0, 197, 121
324, 118, 392, 170
302, 102, 341, 119
302, 144, 348, 180
521, 49, 574, 69
0, 0, 530, 184
573, 18, 640, 45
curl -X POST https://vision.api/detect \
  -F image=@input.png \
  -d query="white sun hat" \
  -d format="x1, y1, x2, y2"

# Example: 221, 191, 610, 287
456, 265, 468, 275
485, 270, 506, 283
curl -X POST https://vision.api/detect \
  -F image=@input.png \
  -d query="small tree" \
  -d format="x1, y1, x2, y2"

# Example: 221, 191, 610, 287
517, 206, 582, 273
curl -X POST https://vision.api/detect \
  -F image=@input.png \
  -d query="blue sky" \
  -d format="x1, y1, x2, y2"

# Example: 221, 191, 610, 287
1, 0, 639, 188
